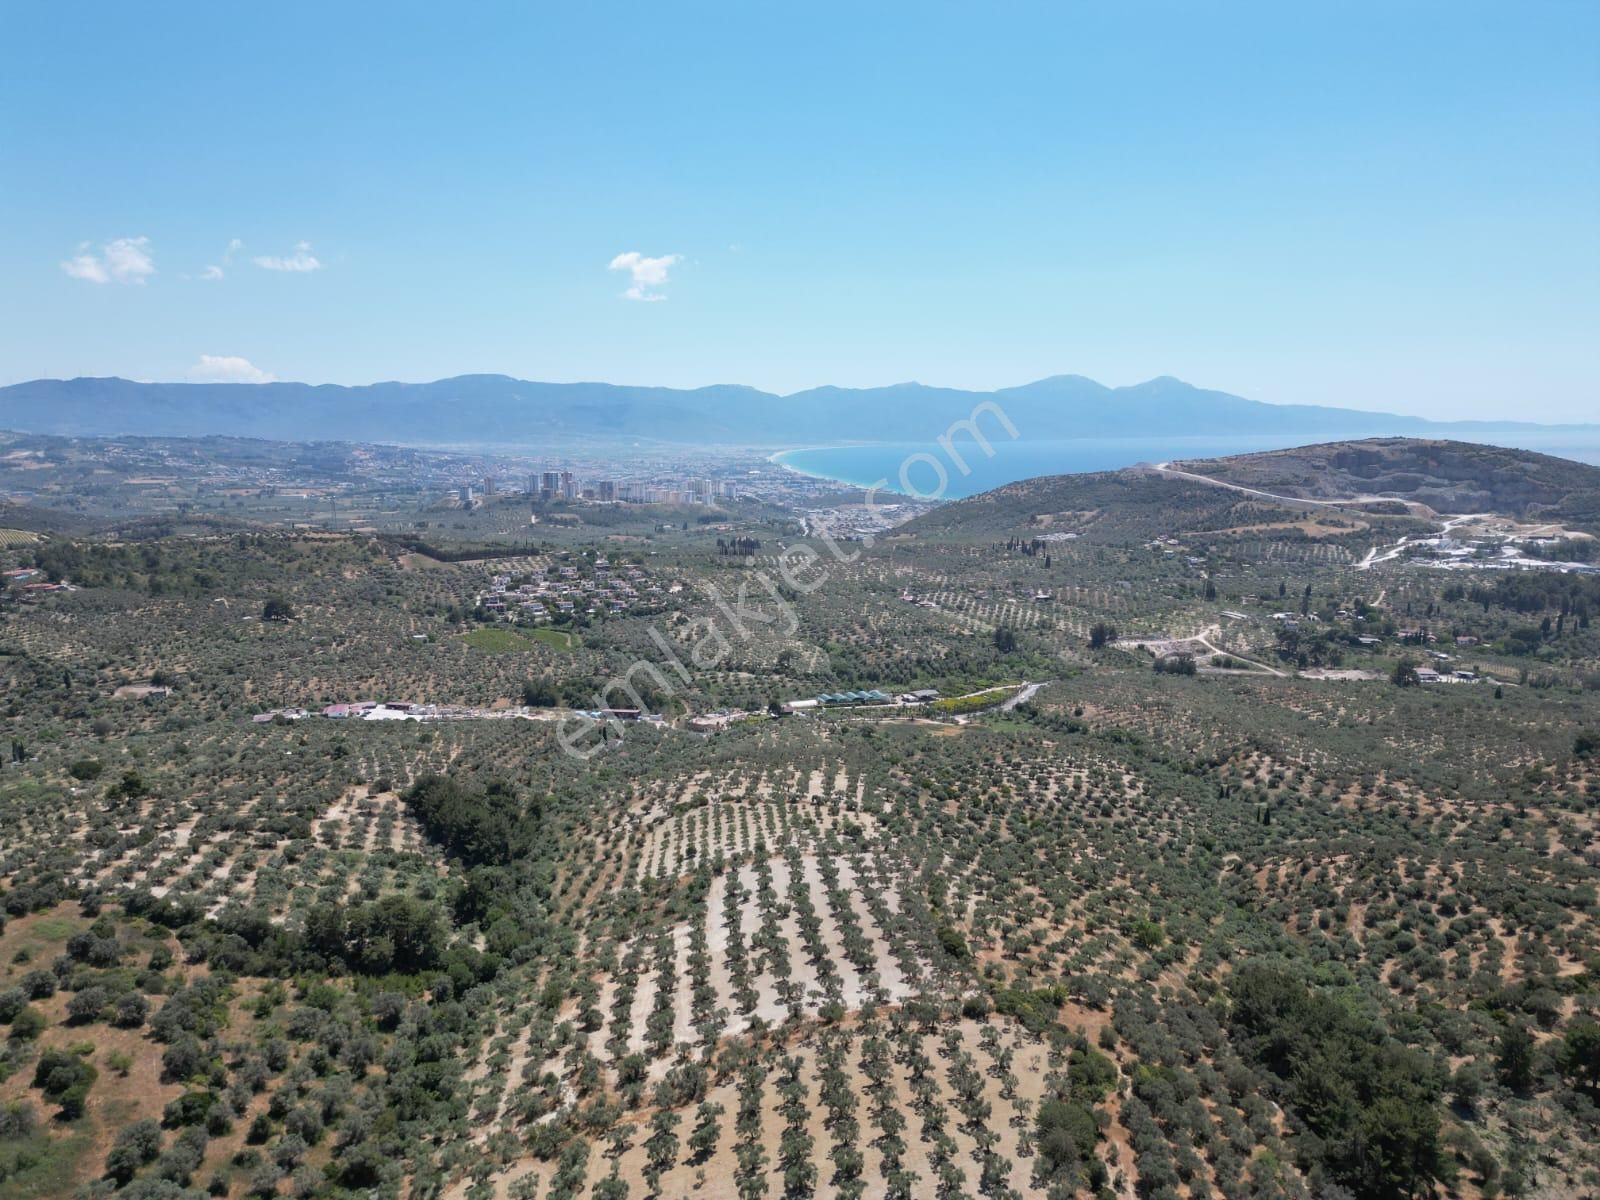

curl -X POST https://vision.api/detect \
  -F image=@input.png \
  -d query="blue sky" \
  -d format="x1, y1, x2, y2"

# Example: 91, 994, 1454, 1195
1, 1, 1596, 420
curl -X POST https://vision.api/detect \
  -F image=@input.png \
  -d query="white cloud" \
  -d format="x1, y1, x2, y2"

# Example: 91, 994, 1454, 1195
188, 354, 276, 384
608, 251, 681, 301
62, 252, 109, 284
61, 236, 155, 284
198, 239, 245, 280
253, 241, 323, 272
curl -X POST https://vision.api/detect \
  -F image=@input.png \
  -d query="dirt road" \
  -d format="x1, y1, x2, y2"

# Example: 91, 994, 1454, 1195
1149, 461, 1431, 513
1001, 680, 1050, 710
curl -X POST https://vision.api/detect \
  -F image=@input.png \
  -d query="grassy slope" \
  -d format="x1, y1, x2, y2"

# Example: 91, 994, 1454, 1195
1175, 437, 1600, 527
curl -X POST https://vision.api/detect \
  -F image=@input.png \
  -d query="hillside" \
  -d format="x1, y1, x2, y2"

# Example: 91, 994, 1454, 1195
1172, 438, 1600, 530
900, 469, 1277, 541
906, 437, 1600, 540
899, 462, 1412, 546
1, 373, 1590, 446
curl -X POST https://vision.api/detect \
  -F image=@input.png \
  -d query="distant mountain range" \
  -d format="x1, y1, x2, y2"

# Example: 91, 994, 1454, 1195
0, 374, 1592, 446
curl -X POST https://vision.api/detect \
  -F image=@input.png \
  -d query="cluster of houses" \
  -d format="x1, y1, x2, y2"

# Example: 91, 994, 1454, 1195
1145, 537, 1209, 567
3, 566, 72, 595
1273, 606, 1393, 636
477, 558, 672, 621
799, 500, 922, 541
1270, 611, 1324, 634
1270, 608, 1486, 678
1409, 643, 1481, 683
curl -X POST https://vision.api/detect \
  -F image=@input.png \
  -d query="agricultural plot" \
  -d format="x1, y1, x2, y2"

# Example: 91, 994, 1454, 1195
452, 1015, 1117, 1200
1, 446, 1598, 1200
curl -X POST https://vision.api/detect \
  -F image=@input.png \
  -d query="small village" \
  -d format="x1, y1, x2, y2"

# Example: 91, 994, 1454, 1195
474, 555, 678, 622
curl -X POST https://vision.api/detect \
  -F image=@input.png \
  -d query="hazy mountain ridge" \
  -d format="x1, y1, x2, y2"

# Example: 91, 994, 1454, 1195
2, 374, 1590, 445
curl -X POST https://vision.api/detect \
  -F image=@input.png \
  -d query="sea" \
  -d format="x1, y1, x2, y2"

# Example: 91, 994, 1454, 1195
773, 431, 1600, 501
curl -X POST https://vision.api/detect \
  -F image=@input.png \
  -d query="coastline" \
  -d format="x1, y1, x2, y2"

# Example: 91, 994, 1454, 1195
771, 431, 1600, 505
769, 445, 914, 496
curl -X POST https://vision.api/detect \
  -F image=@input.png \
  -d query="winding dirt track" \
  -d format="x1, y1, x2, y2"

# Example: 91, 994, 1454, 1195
1190, 625, 1287, 677
1148, 461, 1431, 512
1148, 462, 1450, 572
